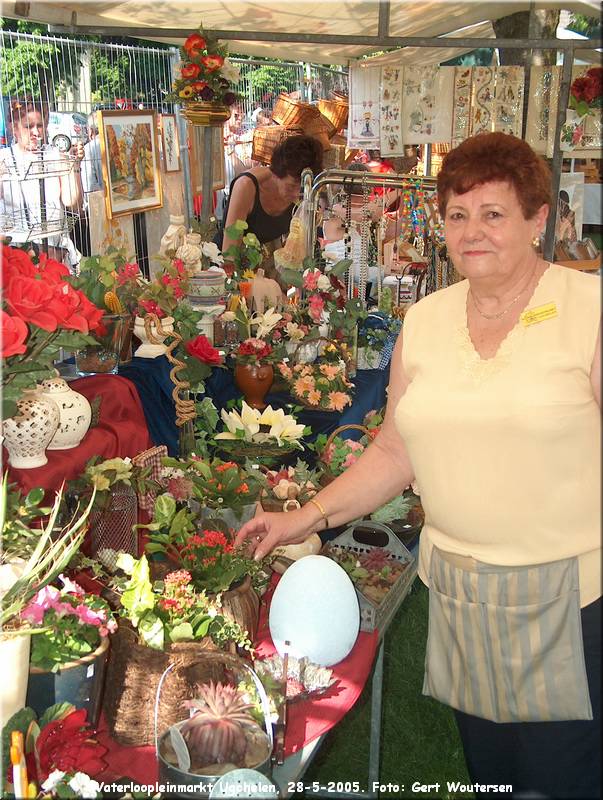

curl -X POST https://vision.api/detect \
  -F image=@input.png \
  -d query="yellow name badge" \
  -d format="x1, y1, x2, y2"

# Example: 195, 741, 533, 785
520, 302, 558, 327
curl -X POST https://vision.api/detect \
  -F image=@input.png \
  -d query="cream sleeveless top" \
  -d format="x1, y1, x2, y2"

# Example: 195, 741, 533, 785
395, 264, 601, 606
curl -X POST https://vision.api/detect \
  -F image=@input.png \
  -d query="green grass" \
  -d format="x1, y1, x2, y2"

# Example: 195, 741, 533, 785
303, 582, 474, 798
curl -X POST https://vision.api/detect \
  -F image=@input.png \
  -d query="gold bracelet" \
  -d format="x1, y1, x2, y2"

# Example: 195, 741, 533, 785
308, 497, 329, 530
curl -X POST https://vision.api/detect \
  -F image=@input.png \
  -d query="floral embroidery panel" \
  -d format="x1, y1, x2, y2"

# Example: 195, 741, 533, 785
526, 66, 560, 156
452, 67, 472, 147
470, 67, 525, 137
400, 65, 454, 143
380, 66, 404, 156
348, 64, 381, 149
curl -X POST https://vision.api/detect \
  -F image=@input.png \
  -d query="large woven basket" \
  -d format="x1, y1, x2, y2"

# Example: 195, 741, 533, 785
252, 124, 304, 165
318, 98, 348, 133
102, 625, 242, 746
272, 93, 321, 128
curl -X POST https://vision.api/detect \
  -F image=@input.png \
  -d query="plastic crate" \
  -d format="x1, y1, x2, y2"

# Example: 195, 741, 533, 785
321, 521, 417, 638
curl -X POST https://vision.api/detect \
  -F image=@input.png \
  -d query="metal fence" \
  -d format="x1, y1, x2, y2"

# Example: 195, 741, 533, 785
1, 28, 347, 271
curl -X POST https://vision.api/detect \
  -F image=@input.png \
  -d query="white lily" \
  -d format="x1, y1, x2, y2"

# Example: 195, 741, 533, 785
202, 241, 224, 265
215, 402, 261, 441
250, 306, 282, 339
317, 273, 332, 291
220, 57, 241, 83
259, 406, 305, 445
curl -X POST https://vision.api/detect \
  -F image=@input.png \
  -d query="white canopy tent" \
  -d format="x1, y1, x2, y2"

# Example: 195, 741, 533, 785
4, 1, 601, 64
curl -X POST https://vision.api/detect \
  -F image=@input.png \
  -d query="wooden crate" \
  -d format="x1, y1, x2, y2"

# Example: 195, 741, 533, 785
252, 124, 304, 164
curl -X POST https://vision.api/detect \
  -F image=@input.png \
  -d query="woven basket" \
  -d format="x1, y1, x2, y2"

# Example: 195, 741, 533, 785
252, 124, 304, 165
317, 423, 370, 486
318, 98, 348, 133
272, 94, 321, 128
102, 626, 242, 746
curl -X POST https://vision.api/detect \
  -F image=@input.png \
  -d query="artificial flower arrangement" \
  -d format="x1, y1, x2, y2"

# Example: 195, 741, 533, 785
1, 703, 107, 792
569, 66, 602, 119
221, 219, 263, 282
357, 312, 402, 369
1, 245, 104, 417
22, 575, 117, 672
136, 257, 189, 320
113, 553, 252, 651
215, 401, 308, 453
225, 297, 286, 366
313, 409, 382, 480
68, 248, 145, 316
276, 358, 353, 411
170, 25, 240, 107
253, 459, 321, 512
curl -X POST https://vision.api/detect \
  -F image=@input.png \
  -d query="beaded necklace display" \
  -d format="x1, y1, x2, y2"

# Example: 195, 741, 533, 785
358, 174, 370, 306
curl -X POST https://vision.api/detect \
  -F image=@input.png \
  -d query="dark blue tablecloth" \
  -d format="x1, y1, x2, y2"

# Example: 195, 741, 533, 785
119, 356, 389, 458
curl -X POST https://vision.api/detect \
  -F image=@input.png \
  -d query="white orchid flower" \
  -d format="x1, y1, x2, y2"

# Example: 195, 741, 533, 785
68, 773, 102, 799
42, 771, 67, 792
202, 241, 224, 265
215, 402, 262, 441
221, 58, 241, 83
285, 321, 305, 341
258, 406, 305, 444
250, 307, 282, 339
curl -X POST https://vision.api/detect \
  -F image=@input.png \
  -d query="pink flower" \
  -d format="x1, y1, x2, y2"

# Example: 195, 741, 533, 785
167, 475, 194, 501
327, 391, 351, 411
303, 269, 321, 291
58, 575, 86, 596
348, 440, 365, 452
308, 294, 325, 322
74, 604, 106, 627
343, 453, 360, 468
22, 586, 62, 624
139, 299, 166, 318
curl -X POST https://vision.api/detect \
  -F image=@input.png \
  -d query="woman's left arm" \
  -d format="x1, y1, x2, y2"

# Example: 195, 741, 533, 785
59, 142, 84, 209
590, 322, 601, 408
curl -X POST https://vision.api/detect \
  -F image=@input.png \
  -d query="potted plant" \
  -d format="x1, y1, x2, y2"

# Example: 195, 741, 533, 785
23, 576, 117, 726
102, 554, 252, 746
0, 478, 95, 729
220, 220, 263, 287
134, 257, 189, 358
357, 313, 402, 370
158, 680, 272, 796
254, 459, 321, 513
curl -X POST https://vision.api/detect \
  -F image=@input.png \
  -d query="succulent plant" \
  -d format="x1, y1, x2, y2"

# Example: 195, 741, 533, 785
359, 547, 395, 572
181, 681, 257, 766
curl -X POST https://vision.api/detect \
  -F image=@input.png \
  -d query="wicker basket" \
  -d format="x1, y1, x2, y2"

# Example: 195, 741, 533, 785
318, 98, 348, 133
271, 93, 321, 128
252, 124, 304, 164
317, 423, 370, 484
102, 626, 242, 746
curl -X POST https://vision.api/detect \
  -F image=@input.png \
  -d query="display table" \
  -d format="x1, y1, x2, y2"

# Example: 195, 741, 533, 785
5, 375, 153, 496
94, 578, 378, 787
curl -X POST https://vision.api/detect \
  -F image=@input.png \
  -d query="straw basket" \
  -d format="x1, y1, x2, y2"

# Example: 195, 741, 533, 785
272, 93, 321, 128
102, 626, 242, 746
252, 124, 304, 165
318, 98, 349, 133
301, 113, 334, 152
317, 423, 369, 485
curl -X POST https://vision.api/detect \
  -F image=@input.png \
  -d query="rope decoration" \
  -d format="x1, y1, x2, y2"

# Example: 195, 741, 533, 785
143, 314, 196, 428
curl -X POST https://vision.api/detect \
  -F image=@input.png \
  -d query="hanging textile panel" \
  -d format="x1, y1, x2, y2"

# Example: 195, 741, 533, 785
452, 67, 473, 147
400, 66, 454, 144
470, 66, 524, 138
348, 64, 381, 150
525, 66, 560, 157
380, 65, 405, 156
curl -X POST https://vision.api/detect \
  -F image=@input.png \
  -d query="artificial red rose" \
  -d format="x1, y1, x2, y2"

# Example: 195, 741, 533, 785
571, 76, 590, 103
186, 334, 223, 365
200, 54, 224, 72
78, 293, 105, 333
34, 708, 108, 782
47, 283, 92, 333
181, 62, 201, 80
37, 253, 70, 283
191, 80, 208, 93
1, 310, 28, 357
4, 274, 58, 331
184, 32, 206, 56
1, 244, 37, 286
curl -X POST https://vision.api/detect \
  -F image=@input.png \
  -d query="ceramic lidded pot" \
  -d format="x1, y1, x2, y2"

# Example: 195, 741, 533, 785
2, 395, 60, 469
39, 378, 92, 450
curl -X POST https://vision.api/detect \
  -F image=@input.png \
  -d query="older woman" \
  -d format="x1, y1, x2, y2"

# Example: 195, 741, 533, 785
237, 133, 601, 798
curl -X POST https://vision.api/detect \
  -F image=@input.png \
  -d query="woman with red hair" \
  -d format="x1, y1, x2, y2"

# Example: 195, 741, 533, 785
238, 132, 601, 798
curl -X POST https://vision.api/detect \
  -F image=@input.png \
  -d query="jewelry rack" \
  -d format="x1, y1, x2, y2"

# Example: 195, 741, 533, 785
302, 168, 439, 308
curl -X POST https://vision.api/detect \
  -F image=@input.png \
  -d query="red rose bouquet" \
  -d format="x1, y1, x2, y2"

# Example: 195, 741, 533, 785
569, 66, 602, 117
1, 245, 104, 417
169, 25, 240, 106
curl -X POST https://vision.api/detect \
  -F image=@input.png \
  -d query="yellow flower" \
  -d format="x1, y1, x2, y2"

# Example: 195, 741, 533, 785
179, 86, 194, 99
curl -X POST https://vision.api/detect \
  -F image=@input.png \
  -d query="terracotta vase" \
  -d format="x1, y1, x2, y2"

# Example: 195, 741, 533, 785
234, 362, 274, 410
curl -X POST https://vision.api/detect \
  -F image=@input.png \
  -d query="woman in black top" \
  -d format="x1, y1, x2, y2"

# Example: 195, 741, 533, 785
216, 135, 323, 277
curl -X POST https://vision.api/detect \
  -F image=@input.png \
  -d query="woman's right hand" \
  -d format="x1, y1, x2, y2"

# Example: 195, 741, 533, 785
234, 507, 315, 561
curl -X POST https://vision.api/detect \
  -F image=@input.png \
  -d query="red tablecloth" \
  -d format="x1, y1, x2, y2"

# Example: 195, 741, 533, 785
6, 375, 153, 496
95, 580, 378, 783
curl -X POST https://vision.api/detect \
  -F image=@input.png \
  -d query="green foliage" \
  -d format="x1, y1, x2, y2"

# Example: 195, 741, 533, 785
1, 483, 50, 562
370, 493, 413, 525
194, 396, 220, 457
0, 36, 81, 100
567, 13, 601, 37
246, 63, 296, 97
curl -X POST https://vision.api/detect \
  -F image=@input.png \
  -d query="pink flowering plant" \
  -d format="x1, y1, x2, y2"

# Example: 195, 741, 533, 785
314, 408, 383, 477
22, 575, 117, 671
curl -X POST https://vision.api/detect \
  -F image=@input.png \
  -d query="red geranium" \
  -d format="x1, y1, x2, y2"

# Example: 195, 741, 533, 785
139, 299, 166, 318
184, 32, 206, 56
33, 708, 107, 782
4, 274, 58, 331
200, 54, 224, 72
185, 334, 223, 365
1, 310, 28, 357
181, 62, 201, 80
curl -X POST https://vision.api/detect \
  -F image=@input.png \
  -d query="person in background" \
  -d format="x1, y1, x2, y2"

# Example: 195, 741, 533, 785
81, 112, 103, 194
0, 99, 84, 268
237, 132, 601, 800
215, 134, 323, 282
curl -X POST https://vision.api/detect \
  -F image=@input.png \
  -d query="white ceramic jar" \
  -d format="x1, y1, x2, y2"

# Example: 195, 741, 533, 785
39, 378, 92, 450
2, 395, 60, 468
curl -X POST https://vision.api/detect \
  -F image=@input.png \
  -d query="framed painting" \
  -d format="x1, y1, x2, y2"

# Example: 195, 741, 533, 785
161, 114, 181, 172
98, 110, 163, 219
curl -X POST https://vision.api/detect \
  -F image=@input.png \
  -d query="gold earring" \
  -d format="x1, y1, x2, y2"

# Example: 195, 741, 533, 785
532, 235, 540, 247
